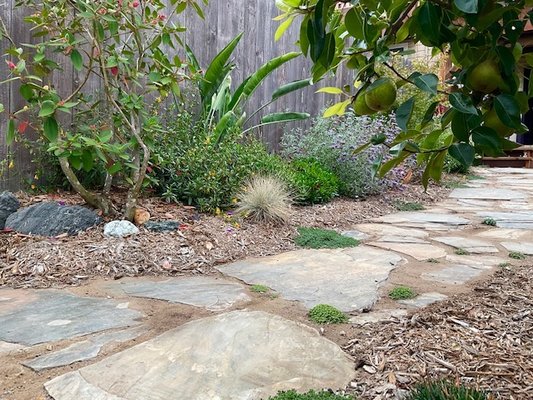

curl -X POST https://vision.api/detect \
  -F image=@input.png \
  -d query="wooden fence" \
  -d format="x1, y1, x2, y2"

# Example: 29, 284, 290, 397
0, 0, 348, 190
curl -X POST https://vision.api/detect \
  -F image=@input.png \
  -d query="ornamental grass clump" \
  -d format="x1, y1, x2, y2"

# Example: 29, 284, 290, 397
235, 175, 292, 224
405, 380, 489, 400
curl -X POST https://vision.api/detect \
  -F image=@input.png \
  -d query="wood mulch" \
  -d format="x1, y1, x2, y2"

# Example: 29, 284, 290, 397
0, 182, 450, 289
344, 265, 533, 400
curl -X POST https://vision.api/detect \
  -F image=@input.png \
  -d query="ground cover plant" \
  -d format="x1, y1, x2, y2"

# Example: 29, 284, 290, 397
509, 251, 526, 260
294, 227, 359, 249
405, 380, 489, 400
250, 284, 270, 293
389, 286, 416, 300
393, 201, 425, 211
267, 390, 352, 400
308, 304, 348, 324
482, 217, 497, 226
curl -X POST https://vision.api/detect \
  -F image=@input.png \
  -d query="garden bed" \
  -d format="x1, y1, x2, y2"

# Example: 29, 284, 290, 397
0, 182, 450, 289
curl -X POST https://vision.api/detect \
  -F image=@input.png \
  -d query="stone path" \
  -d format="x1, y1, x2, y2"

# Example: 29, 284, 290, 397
1, 167, 533, 399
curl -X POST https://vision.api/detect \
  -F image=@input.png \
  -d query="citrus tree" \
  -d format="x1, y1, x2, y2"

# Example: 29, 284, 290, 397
274, 0, 533, 185
1, 0, 206, 220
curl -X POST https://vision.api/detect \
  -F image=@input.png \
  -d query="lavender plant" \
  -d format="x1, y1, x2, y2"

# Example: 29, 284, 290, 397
281, 112, 412, 198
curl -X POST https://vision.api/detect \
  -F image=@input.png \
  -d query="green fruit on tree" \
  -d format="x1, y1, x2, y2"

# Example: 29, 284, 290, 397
353, 92, 376, 115
467, 60, 502, 93
484, 108, 514, 137
364, 77, 397, 112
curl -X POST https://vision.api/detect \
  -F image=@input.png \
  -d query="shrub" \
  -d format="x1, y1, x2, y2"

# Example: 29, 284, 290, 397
405, 380, 489, 400
455, 248, 470, 255
509, 251, 526, 260
267, 390, 352, 400
394, 201, 425, 211
290, 158, 340, 204
250, 284, 270, 293
294, 227, 359, 249
308, 304, 348, 324
389, 286, 417, 300
281, 112, 412, 198
444, 153, 470, 174
482, 217, 497, 226
236, 175, 292, 223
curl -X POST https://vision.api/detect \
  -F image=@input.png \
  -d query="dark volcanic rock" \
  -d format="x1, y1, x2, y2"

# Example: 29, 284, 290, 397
0, 191, 20, 229
5, 202, 101, 236
144, 221, 181, 233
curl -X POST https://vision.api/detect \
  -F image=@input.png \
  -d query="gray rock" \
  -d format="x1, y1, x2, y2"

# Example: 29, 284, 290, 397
0, 191, 19, 229
398, 292, 448, 308
432, 236, 499, 254
368, 241, 447, 261
45, 311, 354, 400
500, 241, 533, 255
449, 188, 527, 200
144, 220, 181, 233
421, 265, 486, 285
5, 202, 101, 236
476, 211, 533, 229
0, 341, 25, 355
104, 220, 139, 237
375, 212, 470, 230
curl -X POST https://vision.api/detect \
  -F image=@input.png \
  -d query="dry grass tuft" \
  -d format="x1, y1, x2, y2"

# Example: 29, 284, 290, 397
235, 175, 293, 224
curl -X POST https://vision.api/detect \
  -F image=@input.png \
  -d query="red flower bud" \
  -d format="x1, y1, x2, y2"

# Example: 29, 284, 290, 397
131, 0, 139, 7
110, 66, 119, 76
6, 60, 16, 70
18, 120, 29, 134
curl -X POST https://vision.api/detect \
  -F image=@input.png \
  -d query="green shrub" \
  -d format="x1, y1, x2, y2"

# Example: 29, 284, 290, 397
267, 390, 352, 400
509, 251, 526, 260
295, 227, 359, 249
405, 380, 489, 400
482, 217, 497, 226
308, 304, 348, 324
455, 248, 470, 255
394, 201, 425, 211
389, 286, 416, 300
250, 284, 270, 293
290, 158, 340, 204
444, 153, 470, 174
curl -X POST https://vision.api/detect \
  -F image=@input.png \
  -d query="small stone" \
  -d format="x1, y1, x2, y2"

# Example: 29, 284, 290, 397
144, 220, 181, 233
363, 365, 377, 374
0, 192, 19, 230
104, 221, 139, 238
342, 230, 369, 241
5, 202, 101, 236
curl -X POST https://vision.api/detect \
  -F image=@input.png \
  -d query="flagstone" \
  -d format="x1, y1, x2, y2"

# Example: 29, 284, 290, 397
432, 236, 499, 254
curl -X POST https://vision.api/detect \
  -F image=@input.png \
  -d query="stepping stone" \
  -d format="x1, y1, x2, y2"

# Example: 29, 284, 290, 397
476, 211, 533, 229
449, 188, 526, 201
377, 235, 429, 244
375, 212, 470, 230
218, 246, 405, 312
476, 228, 533, 240
108, 276, 250, 311
500, 202, 533, 210
23, 326, 146, 371
0, 289, 142, 346
445, 254, 506, 268
500, 242, 533, 255
354, 224, 429, 238
349, 309, 407, 325
368, 242, 447, 261
432, 236, 499, 254
342, 230, 369, 241
421, 265, 486, 285
398, 292, 448, 308
45, 311, 354, 400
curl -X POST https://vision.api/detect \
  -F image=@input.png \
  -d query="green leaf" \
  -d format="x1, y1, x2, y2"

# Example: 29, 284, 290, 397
420, 101, 439, 128
43, 117, 59, 142
70, 50, 83, 71
271, 79, 311, 100
344, 8, 364, 40
212, 111, 237, 145
472, 127, 504, 157
454, 0, 478, 14
412, 73, 438, 95
19, 84, 33, 100
6, 119, 15, 145
260, 112, 310, 124
38, 100, 56, 117
396, 97, 415, 131
99, 130, 113, 143
449, 92, 478, 115
323, 99, 350, 117
316, 86, 344, 95
448, 143, 475, 166
275, 16, 294, 41
494, 94, 522, 129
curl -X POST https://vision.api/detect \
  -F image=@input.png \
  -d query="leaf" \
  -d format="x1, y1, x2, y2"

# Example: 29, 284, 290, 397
275, 16, 294, 41
323, 99, 350, 118
494, 94, 522, 129
316, 86, 344, 95
448, 143, 475, 166
344, 8, 364, 40
449, 92, 478, 115
454, 0, 478, 14
271, 79, 311, 100
43, 117, 59, 142
420, 101, 439, 128
260, 112, 310, 124
70, 49, 83, 71
211, 111, 237, 145
38, 100, 56, 117
472, 127, 504, 157
6, 119, 15, 145
396, 97, 415, 131
19, 84, 33, 100
412, 73, 438, 95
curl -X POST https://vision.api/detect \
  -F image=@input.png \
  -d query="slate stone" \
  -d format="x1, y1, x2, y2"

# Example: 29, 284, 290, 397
144, 221, 180, 233
342, 230, 369, 241
45, 311, 354, 400
398, 292, 448, 308
449, 188, 527, 200
0, 289, 142, 346
23, 326, 146, 371
103, 220, 139, 237
445, 254, 506, 268
0, 341, 24, 355
368, 241, 447, 261
354, 224, 429, 238
5, 202, 101, 236
476, 211, 533, 229
218, 246, 405, 312
432, 236, 499, 254
500, 241, 533, 255
0, 191, 19, 229
375, 212, 470, 230
476, 228, 533, 240
110, 276, 250, 311
421, 265, 486, 285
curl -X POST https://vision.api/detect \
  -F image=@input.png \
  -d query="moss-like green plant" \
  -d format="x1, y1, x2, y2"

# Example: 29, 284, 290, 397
405, 380, 489, 400
426, 258, 440, 263
295, 227, 359, 249
250, 284, 269, 293
267, 390, 353, 400
482, 217, 497, 226
393, 201, 425, 211
498, 262, 512, 268
389, 286, 417, 300
509, 251, 526, 260
455, 248, 470, 255
308, 304, 348, 324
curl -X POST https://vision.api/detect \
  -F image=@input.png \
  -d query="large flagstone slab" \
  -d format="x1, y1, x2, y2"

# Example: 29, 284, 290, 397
500, 242, 533, 255
445, 254, 506, 268
107, 276, 250, 311
421, 265, 487, 285
375, 212, 470, 230
218, 246, 405, 312
476, 228, 533, 240
368, 242, 447, 261
354, 224, 429, 238
449, 188, 527, 201
0, 289, 142, 346
432, 236, 499, 254
476, 211, 533, 229
45, 311, 354, 400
